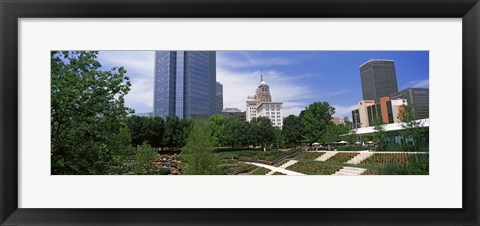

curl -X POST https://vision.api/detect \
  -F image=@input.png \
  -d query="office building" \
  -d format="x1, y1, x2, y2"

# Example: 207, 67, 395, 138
216, 82, 223, 113
390, 88, 429, 119
360, 59, 399, 102
352, 109, 361, 128
379, 96, 408, 124
331, 117, 344, 125
153, 51, 216, 119
352, 97, 408, 128
245, 76, 283, 127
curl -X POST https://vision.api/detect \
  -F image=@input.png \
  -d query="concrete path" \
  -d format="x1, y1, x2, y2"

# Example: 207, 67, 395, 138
247, 162, 305, 175
279, 160, 298, 169
316, 151, 337, 161
332, 166, 367, 175
346, 151, 374, 164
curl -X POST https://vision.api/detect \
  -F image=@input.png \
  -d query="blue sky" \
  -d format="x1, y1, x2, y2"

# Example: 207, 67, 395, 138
97, 51, 429, 120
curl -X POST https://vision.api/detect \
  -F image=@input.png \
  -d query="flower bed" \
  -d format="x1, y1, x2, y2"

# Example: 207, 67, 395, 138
358, 153, 427, 167
362, 169, 380, 175
286, 161, 342, 175
326, 153, 358, 163
359, 153, 429, 175
298, 152, 325, 160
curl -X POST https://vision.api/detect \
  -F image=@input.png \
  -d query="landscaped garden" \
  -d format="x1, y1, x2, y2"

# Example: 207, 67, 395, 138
299, 152, 325, 160
325, 153, 358, 163
286, 161, 342, 175
358, 153, 429, 175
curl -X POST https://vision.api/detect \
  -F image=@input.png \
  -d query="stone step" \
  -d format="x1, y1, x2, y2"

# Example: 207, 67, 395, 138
279, 160, 298, 169
332, 166, 367, 175
346, 152, 375, 164
333, 172, 357, 176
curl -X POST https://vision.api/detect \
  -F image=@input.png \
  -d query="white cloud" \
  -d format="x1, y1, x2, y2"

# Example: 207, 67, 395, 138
401, 79, 429, 90
97, 51, 155, 113
217, 67, 314, 116
217, 51, 295, 68
332, 104, 358, 120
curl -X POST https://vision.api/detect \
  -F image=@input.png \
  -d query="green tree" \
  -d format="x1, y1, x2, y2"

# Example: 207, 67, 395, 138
223, 116, 243, 150
148, 117, 166, 148
163, 116, 182, 150
299, 102, 335, 144
181, 119, 220, 175
249, 117, 276, 150
273, 126, 284, 150
321, 124, 342, 143
399, 104, 428, 151
127, 116, 165, 149
282, 115, 304, 148
371, 117, 386, 150
133, 142, 157, 175
51, 51, 131, 175
209, 115, 226, 148
343, 117, 357, 144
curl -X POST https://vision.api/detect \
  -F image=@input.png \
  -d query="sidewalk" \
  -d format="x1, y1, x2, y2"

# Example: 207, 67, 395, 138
247, 162, 305, 175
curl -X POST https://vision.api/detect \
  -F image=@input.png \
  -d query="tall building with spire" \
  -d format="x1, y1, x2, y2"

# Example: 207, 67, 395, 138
245, 75, 283, 127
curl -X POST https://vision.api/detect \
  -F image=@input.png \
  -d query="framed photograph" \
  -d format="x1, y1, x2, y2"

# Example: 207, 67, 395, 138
1, 0, 479, 225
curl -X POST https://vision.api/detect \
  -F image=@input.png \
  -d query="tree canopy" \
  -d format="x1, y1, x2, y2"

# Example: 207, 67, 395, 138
299, 102, 335, 143
51, 51, 131, 174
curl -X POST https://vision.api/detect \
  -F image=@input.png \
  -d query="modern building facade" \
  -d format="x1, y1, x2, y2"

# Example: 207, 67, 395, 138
379, 97, 408, 124
216, 82, 223, 113
153, 51, 216, 119
390, 88, 429, 119
355, 100, 376, 128
352, 97, 408, 128
360, 59, 399, 102
245, 76, 283, 127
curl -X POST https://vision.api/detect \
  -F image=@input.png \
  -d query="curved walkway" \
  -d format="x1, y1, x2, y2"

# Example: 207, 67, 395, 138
247, 162, 305, 175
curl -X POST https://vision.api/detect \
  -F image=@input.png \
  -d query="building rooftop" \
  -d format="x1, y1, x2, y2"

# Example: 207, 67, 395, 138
359, 59, 395, 68
354, 118, 429, 135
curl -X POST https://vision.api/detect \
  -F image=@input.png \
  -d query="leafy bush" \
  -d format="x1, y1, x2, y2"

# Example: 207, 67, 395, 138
380, 154, 429, 175
158, 167, 171, 175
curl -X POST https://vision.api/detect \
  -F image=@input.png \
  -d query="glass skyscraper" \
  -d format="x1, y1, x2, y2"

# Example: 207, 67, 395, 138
360, 59, 398, 102
391, 88, 429, 119
216, 82, 223, 113
153, 51, 216, 119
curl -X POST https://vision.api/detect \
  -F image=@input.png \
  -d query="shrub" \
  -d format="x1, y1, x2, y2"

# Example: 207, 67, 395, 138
133, 143, 157, 175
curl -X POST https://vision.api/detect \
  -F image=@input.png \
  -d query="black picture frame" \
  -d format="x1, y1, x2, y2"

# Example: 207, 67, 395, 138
1, 0, 479, 225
